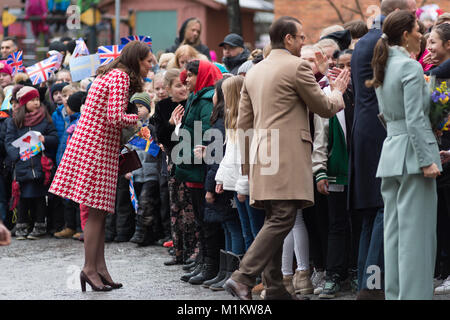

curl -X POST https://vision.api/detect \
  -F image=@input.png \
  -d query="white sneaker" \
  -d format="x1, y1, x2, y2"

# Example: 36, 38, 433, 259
435, 277, 450, 295
313, 273, 326, 295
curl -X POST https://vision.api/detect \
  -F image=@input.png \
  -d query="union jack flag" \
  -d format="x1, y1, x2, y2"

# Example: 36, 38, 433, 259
72, 38, 90, 58
25, 55, 60, 85
121, 35, 152, 49
6, 51, 25, 75
20, 148, 34, 161
129, 176, 138, 213
97, 45, 124, 66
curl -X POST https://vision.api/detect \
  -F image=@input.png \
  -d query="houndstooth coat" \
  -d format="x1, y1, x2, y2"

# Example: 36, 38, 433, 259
49, 69, 138, 213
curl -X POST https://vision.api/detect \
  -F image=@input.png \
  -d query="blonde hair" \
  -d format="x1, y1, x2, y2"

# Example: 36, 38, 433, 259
164, 68, 181, 88
222, 75, 244, 140
249, 49, 263, 61
167, 45, 207, 69
181, 19, 202, 47
263, 43, 272, 58
13, 73, 30, 84
152, 72, 166, 89
61, 84, 76, 96
159, 53, 175, 69
316, 38, 339, 52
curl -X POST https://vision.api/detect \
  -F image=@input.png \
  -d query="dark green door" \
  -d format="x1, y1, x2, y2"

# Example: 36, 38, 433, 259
136, 10, 177, 54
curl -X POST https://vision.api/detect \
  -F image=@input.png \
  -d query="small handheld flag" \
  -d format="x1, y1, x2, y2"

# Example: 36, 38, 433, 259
72, 38, 90, 58
69, 54, 100, 82
25, 55, 60, 85
129, 176, 138, 213
97, 45, 124, 66
6, 51, 25, 75
121, 35, 152, 50
128, 126, 160, 157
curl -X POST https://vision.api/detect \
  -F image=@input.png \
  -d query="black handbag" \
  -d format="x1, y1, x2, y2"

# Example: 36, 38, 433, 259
118, 145, 142, 176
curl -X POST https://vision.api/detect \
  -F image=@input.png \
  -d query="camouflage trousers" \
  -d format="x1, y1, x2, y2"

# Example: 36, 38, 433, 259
168, 165, 199, 262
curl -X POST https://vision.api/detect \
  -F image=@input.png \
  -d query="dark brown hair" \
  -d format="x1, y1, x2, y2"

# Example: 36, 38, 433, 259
366, 10, 416, 88
269, 16, 301, 49
344, 20, 368, 39
433, 23, 450, 44
14, 104, 52, 128
96, 41, 151, 96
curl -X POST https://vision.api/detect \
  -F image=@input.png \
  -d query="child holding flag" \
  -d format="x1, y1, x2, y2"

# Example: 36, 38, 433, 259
126, 92, 163, 246
5, 86, 58, 240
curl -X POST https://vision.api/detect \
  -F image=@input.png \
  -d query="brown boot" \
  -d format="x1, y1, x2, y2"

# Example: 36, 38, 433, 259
54, 228, 76, 239
283, 275, 295, 296
293, 269, 314, 295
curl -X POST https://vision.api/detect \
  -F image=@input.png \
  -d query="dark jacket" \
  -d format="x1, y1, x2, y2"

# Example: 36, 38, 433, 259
5, 116, 58, 196
174, 87, 214, 183
203, 116, 237, 223
425, 58, 450, 79
152, 97, 187, 156
52, 104, 70, 142
223, 49, 250, 75
166, 18, 211, 60
348, 16, 386, 210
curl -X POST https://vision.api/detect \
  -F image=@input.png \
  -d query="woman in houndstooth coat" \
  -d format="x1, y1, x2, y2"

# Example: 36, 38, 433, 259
49, 41, 153, 292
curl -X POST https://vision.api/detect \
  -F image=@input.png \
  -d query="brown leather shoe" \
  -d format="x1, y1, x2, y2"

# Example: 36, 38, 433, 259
224, 278, 252, 300
264, 291, 298, 300
356, 289, 385, 300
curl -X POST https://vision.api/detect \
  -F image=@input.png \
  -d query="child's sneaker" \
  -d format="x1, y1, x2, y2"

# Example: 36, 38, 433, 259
54, 227, 76, 239
27, 223, 47, 240
319, 274, 341, 299
435, 276, 450, 295
15, 223, 29, 240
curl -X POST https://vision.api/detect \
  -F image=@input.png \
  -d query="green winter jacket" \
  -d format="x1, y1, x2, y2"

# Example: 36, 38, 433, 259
174, 86, 214, 183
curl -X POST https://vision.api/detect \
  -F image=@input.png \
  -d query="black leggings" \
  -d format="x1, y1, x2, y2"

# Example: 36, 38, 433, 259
17, 197, 46, 224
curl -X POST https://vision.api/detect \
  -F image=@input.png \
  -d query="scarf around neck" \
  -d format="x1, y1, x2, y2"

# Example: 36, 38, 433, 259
23, 106, 46, 127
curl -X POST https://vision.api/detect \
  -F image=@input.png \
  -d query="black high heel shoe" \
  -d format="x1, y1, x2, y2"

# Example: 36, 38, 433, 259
98, 273, 123, 289
80, 271, 113, 292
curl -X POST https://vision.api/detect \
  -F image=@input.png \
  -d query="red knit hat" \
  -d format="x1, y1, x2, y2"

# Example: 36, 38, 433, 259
16, 86, 40, 107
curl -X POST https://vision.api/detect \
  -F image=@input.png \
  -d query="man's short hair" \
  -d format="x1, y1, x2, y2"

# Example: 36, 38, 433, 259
269, 16, 301, 49
380, 0, 410, 16
1, 36, 17, 46
343, 20, 369, 39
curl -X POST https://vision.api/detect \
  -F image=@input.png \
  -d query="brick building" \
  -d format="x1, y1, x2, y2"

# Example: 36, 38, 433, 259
274, 0, 450, 44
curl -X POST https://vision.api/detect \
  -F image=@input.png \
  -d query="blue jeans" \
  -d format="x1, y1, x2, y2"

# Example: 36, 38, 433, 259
357, 207, 385, 291
222, 217, 245, 255
234, 193, 265, 251
0, 175, 8, 221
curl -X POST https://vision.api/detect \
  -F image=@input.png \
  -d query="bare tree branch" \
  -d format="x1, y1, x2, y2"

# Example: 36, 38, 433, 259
421, 0, 428, 7
325, 0, 345, 24
354, 0, 365, 19
342, 4, 360, 15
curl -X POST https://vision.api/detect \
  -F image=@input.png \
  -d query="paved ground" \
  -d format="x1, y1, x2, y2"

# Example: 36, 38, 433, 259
0, 236, 449, 300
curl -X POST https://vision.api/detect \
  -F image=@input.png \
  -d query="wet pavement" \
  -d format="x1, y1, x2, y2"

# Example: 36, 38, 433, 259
0, 236, 448, 300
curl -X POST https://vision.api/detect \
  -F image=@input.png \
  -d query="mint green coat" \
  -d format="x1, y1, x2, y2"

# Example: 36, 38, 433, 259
375, 46, 442, 177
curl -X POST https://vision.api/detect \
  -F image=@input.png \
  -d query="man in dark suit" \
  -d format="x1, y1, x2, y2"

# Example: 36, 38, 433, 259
348, 0, 417, 300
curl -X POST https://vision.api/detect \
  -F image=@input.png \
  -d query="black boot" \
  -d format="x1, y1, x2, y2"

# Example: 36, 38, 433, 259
202, 249, 228, 288
182, 260, 197, 271
130, 215, 146, 244
188, 257, 219, 285
210, 252, 242, 291
180, 261, 203, 282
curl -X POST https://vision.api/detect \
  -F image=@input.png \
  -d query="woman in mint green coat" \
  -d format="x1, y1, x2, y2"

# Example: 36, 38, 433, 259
367, 10, 442, 300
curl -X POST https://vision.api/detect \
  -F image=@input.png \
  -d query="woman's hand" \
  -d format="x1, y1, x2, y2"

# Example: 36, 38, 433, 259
124, 173, 132, 180
205, 191, 215, 204
215, 184, 224, 194
330, 68, 350, 93
39, 135, 45, 143
314, 51, 329, 76
194, 145, 206, 160
0, 222, 11, 246
440, 151, 450, 165
422, 51, 434, 65
422, 163, 441, 178
237, 194, 246, 203
169, 104, 184, 126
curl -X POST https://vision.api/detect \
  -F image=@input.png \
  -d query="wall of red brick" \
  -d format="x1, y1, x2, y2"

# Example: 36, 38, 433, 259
274, 0, 450, 44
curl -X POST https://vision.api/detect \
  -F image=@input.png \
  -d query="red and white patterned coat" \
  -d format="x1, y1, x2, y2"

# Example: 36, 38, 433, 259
49, 69, 138, 213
